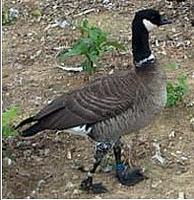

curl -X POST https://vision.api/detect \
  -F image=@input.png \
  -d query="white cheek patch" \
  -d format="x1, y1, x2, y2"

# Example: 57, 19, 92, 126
137, 54, 155, 66
143, 19, 157, 32
147, 53, 155, 60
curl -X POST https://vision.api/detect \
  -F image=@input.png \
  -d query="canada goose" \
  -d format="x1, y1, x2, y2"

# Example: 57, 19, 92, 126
16, 9, 172, 193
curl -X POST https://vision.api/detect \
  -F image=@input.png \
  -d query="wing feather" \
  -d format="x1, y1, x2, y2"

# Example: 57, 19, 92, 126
33, 71, 139, 130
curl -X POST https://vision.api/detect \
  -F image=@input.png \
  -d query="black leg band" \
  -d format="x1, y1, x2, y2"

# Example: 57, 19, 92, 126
90, 142, 112, 173
80, 142, 112, 193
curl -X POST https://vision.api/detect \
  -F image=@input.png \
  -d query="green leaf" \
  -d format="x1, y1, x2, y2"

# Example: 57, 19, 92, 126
57, 18, 126, 74
2, 106, 19, 126
88, 27, 107, 46
166, 61, 179, 70
82, 59, 95, 74
2, 106, 19, 138
79, 19, 90, 36
58, 38, 93, 61
31, 9, 42, 17
87, 51, 98, 63
2, 9, 12, 25
2, 8, 18, 26
166, 74, 188, 107
82, 19, 89, 29
103, 41, 126, 51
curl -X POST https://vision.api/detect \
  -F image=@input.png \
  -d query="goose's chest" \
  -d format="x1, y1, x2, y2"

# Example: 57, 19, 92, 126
149, 79, 167, 111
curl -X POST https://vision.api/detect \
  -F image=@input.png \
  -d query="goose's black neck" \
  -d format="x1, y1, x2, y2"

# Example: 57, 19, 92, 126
132, 18, 154, 67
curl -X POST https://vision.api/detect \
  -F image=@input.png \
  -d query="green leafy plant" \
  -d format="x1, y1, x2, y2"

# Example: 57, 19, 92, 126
58, 19, 125, 73
166, 74, 188, 107
166, 61, 179, 70
2, 106, 19, 138
2, 8, 18, 26
31, 9, 42, 17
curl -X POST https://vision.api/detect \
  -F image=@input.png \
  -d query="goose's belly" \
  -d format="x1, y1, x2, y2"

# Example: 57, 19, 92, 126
89, 83, 167, 143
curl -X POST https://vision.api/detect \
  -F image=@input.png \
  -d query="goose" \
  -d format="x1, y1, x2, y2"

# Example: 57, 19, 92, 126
16, 9, 172, 193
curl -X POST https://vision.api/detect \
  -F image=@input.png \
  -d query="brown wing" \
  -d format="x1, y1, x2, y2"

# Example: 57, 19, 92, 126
34, 71, 139, 130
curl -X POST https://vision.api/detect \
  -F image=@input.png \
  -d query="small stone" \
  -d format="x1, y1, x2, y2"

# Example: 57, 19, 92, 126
3, 157, 12, 166
37, 179, 45, 188
73, 189, 82, 195
181, 156, 188, 161
72, 175, 79, 180
169, 130, 176, 138
152, 142, 165, 164
30, 50, 42, 60
187, 100, 194, 107
32, 143, 37, 147
178, 192, 185, 199
172, 27, 176, 33
102, 0, 110, 4
95, 195, 102, 199
108, 69, 114, 75
65, 182, 74, 190
31, 190, 36, 195
47, 100, 52, 104
170, 152, 177, 157
151, 180, 162, 188
54, 19, 70, 29
67, 150, 72, 160
9, 8, 19, 19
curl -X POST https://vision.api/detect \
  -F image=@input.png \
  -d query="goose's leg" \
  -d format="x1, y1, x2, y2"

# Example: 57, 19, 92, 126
80, 142, 111, 193
113, 141, 147, 186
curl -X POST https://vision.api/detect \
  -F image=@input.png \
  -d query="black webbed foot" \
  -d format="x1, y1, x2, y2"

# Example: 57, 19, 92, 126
116, 164, 147, 186
80, 176, 108, 194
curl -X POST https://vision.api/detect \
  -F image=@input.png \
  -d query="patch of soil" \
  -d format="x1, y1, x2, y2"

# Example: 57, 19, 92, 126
2, 0, 194, 198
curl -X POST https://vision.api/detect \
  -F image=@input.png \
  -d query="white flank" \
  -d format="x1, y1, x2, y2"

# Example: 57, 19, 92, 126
143, 19, 157, 32
66, 125, 92, 136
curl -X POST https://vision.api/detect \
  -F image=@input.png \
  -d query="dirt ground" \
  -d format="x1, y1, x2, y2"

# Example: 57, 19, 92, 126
2, 0, 194, 198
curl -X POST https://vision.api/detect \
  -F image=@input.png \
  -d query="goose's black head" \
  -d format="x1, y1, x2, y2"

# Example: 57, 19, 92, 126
132, 9, 172, 67
134, 9, 172, 32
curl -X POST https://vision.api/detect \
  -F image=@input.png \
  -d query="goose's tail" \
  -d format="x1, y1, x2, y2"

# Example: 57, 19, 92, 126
15, 117, 43, 137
